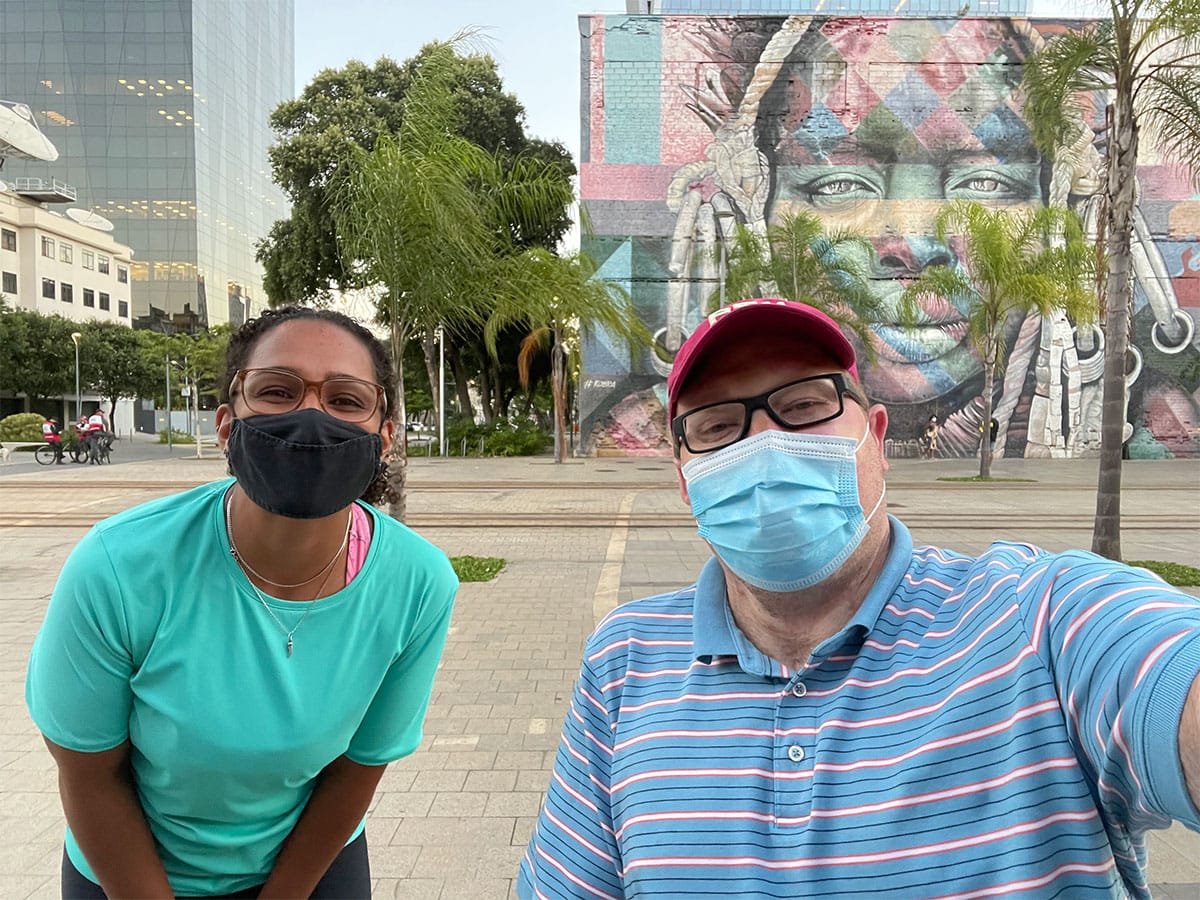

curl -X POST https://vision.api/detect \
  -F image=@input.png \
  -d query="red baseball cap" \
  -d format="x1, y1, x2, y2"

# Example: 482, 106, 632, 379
666, 298, 859, 420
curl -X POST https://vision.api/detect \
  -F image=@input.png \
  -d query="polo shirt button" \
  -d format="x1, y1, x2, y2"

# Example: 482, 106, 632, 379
791, 681, 807, 698
787, 745, 806, 763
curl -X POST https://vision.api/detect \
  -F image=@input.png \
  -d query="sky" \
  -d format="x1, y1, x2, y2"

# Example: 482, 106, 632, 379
293, 0, 620, 166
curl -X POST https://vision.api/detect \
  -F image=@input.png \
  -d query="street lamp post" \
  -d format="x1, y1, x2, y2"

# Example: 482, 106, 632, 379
164, 354, 172, 451
70, 332, 82, 423
438, 324, 446, 458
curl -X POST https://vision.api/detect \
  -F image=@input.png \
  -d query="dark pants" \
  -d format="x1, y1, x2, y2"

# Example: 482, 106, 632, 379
60, 831, 371, 899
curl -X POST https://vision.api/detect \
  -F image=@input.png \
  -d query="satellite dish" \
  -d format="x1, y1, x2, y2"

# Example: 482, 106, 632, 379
0, 179, 8, 193
66, 208, 115, 232
0, 100, 59, 162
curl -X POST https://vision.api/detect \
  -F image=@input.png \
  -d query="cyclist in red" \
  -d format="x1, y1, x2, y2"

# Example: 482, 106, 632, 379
42, 417, 64, 464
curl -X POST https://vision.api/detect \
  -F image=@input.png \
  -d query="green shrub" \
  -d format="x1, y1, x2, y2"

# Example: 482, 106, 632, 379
0, 412, 47, 442
157, 428, 195, 444
485, 423, 549, 457
443, 417, 549, 457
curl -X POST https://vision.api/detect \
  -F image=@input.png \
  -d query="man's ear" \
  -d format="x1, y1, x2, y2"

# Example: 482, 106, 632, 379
867, 403, 889, 473
676, 456, 690, 505
215, 404, 234, 451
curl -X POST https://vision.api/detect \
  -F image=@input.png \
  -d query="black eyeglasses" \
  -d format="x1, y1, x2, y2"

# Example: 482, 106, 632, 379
233, 368, 387, 424
672, 373, 855, 454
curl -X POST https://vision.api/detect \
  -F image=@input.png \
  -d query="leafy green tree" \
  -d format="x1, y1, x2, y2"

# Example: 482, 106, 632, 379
77, 321, 160, 420
487, 250, 651, 463
0, 305, 76, 402
259, 47, 574, 307
334, 43, 574, 517
721, 212, 883, 356
1023, 8, 1200, 558
901, 201, 1095, 478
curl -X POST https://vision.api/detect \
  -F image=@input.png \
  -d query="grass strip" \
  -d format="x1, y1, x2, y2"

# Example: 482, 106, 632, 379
1127, 560, 1200, 587
451, 555, 506, 583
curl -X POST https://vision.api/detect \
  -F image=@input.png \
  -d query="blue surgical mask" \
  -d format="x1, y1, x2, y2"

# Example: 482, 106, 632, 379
681, 428, 885, 592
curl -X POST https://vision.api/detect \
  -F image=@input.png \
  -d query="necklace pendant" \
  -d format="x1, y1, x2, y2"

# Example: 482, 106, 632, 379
286, 637, 294, 658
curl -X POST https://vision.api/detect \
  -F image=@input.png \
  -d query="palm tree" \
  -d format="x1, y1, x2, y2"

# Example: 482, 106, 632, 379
334, 42, 573, 517
901, 201, 1095, 478
1023, 8, 1200, 558
719, 211, 884, 357
487, 249, 650, 463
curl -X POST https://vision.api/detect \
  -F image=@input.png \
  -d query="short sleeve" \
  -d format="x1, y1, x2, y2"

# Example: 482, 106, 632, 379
1016, 549, 1200, 832
26, 529, 137, 752
518, 656, 624, 899
345, 556, 457, 766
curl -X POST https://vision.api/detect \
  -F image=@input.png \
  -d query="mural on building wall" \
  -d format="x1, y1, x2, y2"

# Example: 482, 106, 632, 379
579, 15, 1200, 458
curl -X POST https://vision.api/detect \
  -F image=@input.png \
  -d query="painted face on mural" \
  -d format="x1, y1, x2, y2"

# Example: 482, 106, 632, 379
759, 19, 1045, 405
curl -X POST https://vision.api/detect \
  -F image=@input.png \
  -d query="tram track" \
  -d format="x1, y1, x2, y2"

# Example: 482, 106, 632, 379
0, 511, 1187, 530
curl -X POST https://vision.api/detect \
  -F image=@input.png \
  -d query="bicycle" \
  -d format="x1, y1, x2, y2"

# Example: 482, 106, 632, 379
34, 444, 63, 465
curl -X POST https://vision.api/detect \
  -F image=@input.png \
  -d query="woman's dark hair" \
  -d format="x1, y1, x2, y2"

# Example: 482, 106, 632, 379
220, 306, 401, 506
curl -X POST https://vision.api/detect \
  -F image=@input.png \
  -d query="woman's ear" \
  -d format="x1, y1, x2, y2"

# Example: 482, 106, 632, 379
378, 418, 396, 457
215, 404, 235, 451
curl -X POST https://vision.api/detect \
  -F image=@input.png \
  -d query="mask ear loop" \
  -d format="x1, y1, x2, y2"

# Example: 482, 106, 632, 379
852, 420, 887, 524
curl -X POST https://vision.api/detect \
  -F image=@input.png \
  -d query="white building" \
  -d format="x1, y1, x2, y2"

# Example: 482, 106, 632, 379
1, 183, 137, 432
0, 184, 133, 324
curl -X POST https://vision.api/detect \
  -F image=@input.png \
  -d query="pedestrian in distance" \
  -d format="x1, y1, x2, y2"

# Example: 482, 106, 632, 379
42, 416, 64, 464
27, 306, 459, 899
84, 409, 109, 464
922, 414, 940, 459
518, 297, 1200, 899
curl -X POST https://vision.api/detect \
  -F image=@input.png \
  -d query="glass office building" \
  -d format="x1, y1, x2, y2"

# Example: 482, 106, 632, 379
0, 0, 293, 330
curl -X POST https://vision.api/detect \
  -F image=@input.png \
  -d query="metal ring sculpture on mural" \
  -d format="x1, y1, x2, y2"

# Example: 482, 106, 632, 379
659, 15, 1196, 458
1151, 309, 1195, 355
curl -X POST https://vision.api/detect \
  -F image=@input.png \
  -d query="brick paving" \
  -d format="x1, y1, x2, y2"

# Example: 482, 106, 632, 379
0, 454, 1198, 898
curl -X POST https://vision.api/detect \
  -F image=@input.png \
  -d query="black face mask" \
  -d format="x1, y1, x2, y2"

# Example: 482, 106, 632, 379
226, 408, 383, 519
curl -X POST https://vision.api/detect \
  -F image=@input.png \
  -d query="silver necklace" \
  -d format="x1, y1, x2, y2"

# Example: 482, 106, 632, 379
225, 491, 352, 657
227, 497, 351, 589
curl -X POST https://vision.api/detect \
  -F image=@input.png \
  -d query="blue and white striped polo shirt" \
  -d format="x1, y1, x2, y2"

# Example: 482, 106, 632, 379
519, 518, 1200, 898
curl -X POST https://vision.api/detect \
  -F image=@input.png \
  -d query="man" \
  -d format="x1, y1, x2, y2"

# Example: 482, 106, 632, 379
84, 409, 108, 464
520, 298, 1200, 898
42, 416, 64, 464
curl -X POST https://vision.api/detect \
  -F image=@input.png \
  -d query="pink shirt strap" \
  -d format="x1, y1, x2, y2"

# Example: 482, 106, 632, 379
346, 503, 372, 582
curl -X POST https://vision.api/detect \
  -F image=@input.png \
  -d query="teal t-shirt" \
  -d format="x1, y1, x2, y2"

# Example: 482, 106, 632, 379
26, 478, 458, 895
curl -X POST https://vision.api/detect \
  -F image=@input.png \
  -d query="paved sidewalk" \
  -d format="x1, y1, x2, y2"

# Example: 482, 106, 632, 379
1, 455, 1198, 898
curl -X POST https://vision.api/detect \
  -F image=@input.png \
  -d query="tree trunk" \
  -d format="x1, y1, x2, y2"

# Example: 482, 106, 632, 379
980, 335, 996, 480
552, 324, 567, 463
1092, 93, 1138, 561
387, 320, 410, 522
475, 342, 495, 426
420, 328, 440, 437
446, 341, 474, 421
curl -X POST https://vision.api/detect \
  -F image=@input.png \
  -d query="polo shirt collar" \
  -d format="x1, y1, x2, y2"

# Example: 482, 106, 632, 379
691, 516, 914, 674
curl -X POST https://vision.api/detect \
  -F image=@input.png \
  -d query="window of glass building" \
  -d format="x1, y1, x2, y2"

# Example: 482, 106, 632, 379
119, 300, 129, 318
117, 265, 129, 284
1, 229, 15, 252
83, 288, 95, 307
82, 249, 94, 270
98, 255, 110, 275
2, 271, 15, 293
60, 242, 73, 264
61, 283, 74, 303
41, 237, 55, 258
42, 278, 56, 299
99, 292, 110, 310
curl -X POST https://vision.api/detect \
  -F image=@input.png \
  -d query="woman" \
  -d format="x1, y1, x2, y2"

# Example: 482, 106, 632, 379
26, 307, 459, 899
